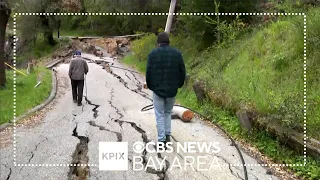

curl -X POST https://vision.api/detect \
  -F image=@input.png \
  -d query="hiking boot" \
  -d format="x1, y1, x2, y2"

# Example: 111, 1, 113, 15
77, 102, 82, 106
165, 135, 171, 143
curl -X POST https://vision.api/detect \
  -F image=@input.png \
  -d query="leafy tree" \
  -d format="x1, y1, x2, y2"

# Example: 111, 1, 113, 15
176, 0, 259, 50
61, 0, 170, 36
16, 0, 64, 45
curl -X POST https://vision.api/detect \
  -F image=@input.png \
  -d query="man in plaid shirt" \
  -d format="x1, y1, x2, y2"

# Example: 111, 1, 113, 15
146, 32, 186, 146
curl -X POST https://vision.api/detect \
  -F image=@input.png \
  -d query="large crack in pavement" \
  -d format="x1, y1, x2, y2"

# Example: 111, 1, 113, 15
125, 72, 131, 80
96, 58, 152, 101
87, 120, 122, 142
68, 124, 90, 180
129, 71, 141, 85
6, 168, 12, 180
84, 96, 100, 118
108, 88, 124, 120
4, 164, 12, 180
111, 71, 153, 102
115, 119, 149, 144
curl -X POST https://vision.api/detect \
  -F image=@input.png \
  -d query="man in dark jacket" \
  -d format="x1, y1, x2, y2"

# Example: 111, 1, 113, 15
69, 50, 89, 106
146, 32, 186, 144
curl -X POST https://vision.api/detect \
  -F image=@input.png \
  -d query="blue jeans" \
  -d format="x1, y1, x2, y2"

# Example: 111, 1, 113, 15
153, 93, 175, 142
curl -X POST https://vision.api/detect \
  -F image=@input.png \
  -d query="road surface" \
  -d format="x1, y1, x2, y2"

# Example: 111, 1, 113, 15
0, 53, 278, 180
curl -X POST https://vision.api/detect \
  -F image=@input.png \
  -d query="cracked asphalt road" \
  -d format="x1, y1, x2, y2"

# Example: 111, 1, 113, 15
0, 53, 278, 180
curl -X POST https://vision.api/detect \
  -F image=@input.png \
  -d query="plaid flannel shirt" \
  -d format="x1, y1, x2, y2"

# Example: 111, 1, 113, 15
146, 44, 186, 98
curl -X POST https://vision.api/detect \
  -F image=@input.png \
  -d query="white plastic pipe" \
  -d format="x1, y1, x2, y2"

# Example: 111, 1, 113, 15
172, 106, 194, 122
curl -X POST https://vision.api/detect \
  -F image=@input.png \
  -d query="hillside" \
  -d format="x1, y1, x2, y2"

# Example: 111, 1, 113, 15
123, 7, 320, 180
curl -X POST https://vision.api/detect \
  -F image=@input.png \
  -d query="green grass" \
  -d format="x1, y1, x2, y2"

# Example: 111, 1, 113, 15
59, 29, 88, 37
122, 54, 146, 73
122, 7, 320, 179
195, 13, 319, 138
0, 67, 52, 125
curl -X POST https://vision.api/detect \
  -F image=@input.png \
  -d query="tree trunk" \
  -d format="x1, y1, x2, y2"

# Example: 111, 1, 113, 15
46, 31, 55, 45
40, 14, 56, 46
4, 34, 13, 66
0, 4, 11, 88
80, 0, 86, 12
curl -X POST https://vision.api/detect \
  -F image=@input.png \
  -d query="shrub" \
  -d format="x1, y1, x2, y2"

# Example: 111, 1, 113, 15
131, 34, 157, 61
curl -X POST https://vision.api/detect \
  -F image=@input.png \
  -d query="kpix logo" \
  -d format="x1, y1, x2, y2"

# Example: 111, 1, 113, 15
99, 142, 128, 171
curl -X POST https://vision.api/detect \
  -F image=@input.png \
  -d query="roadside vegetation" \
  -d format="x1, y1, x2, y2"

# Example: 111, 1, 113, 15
1, 33, 66, 125
122, 5, 320, 180
0, 67, 52, 125
16, 35, 62, 66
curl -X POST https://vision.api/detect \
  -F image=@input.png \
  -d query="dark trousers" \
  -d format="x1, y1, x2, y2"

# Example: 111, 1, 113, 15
71, 79, 84, 104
